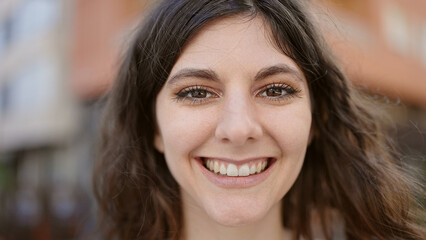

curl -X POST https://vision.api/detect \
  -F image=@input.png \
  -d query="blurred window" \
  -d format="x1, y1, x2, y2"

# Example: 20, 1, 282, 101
7, 58, 58, 114
0, 83, 11, 115
11, 0, 59, 44
0, 19, 13, 56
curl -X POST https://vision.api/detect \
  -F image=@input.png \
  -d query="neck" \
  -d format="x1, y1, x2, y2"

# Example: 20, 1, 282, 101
181, 193, 291, 240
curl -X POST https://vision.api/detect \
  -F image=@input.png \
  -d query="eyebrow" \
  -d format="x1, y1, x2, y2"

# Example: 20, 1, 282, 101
167, 64, 303, 85
167, 68, 219, 85
254, 64, 303, 82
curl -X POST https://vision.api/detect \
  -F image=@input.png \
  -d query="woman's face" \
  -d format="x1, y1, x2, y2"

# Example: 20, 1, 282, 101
155, 16, 312, 226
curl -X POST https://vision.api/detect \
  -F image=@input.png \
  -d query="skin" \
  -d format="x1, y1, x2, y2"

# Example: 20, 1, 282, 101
155, 15, 312, 240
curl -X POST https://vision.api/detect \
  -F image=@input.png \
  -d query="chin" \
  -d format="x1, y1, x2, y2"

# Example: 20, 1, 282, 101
209, 208, 267, 227
203, 196, 271, 227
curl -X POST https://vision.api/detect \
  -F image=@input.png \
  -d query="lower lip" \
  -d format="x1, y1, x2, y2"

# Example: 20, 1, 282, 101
195, 158, 276, 188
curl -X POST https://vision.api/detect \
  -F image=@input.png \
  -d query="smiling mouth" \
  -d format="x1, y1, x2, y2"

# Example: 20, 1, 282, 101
201, 157, 273, 177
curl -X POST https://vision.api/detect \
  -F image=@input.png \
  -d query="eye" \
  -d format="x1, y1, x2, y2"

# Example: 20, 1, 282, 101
257, 83, 300, 99
175, 85, 218, 103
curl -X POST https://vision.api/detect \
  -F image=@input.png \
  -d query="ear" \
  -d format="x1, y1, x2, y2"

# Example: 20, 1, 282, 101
154, 132, 164, 153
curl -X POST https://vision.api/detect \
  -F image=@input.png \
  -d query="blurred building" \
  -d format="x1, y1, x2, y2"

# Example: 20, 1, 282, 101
0, 0, 86, 239
314, 0, 426, 175
0, 0, 424, 239
316, 0, 426, 107
0, 0, 149, 239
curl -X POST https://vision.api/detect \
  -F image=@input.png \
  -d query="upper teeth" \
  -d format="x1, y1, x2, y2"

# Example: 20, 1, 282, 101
204, 159, 268, 176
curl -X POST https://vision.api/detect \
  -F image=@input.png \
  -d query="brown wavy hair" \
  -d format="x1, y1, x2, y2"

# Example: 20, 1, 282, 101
93, 0, 425, 239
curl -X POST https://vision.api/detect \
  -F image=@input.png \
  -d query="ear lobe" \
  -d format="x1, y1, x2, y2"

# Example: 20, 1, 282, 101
154, 133, 164, 153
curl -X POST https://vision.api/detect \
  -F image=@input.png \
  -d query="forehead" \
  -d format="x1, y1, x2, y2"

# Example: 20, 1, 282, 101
170, 15, 304, 80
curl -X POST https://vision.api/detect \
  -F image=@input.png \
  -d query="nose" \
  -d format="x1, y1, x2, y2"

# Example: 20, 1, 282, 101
215, 94, 263, 146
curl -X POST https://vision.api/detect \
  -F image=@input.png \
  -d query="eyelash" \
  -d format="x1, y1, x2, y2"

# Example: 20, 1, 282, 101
173, 85, 219, 104
256, 83, 301, 101
173, 83, 301, 104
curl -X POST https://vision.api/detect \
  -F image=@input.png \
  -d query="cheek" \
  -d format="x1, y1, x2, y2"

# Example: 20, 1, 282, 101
156, 106, 219, 196
260, 105, 312, 156
157, 107, 217, 158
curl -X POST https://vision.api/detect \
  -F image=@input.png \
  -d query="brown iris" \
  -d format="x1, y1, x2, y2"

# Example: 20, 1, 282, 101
266, 87, 284, 97
191, 89, 207, 98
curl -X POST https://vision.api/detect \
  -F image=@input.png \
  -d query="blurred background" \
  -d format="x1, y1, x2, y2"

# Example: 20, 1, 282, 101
0, 0, 424, 239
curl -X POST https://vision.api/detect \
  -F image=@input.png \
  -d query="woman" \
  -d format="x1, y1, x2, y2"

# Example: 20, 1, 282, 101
94, 0, 424, 239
